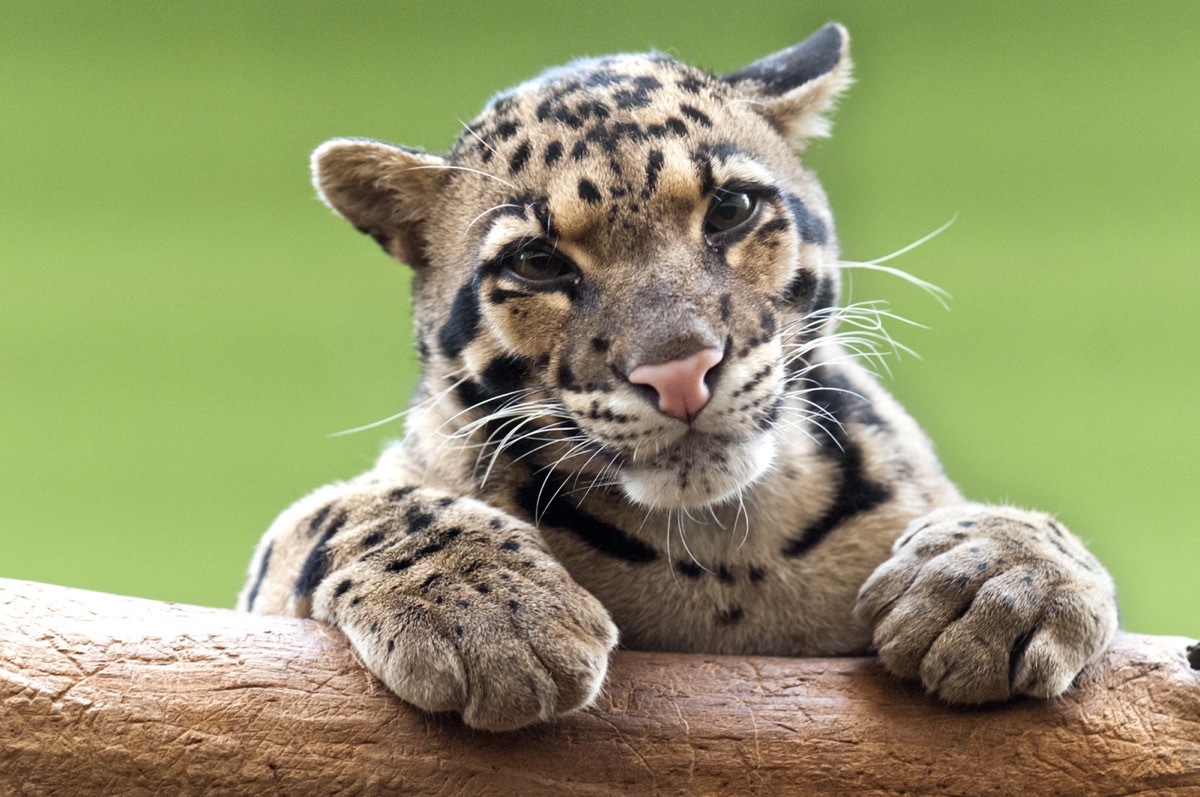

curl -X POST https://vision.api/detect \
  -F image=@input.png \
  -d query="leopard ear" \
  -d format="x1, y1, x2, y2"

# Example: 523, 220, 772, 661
311, 138, 448, 268
723, 22, 852, 142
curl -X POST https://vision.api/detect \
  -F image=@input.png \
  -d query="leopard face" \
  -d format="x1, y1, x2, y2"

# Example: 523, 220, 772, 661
313, 25, 852, 510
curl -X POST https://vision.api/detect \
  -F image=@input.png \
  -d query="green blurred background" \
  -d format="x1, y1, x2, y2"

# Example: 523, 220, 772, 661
2, 1, 1196, 637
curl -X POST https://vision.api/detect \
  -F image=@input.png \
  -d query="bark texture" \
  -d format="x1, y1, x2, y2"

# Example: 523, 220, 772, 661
2, 577, 1198, 796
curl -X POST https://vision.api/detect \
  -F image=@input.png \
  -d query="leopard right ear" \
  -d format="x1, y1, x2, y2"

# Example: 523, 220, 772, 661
311, 138, 448, 268
723, 22, 852, 144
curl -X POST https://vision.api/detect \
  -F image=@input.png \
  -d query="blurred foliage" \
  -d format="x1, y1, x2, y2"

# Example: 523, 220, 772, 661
2, 1, 1197, 637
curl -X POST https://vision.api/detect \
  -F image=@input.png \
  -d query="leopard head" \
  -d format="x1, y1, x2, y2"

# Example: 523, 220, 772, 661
312, 23, 852, 510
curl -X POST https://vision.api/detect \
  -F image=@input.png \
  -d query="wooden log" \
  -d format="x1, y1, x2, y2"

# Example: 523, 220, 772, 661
1, 577, 1197, 795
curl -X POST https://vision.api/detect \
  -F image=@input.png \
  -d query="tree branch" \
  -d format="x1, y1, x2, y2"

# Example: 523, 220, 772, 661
2, 577, 1197, 795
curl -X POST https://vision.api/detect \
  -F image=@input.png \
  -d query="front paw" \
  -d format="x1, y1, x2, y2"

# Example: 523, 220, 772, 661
854, 505, 1118, 704
314, 499, 617, 731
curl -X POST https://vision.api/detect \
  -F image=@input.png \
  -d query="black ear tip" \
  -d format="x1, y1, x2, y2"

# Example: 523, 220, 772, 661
724, 22, 848, 94
814, 21, 846, 46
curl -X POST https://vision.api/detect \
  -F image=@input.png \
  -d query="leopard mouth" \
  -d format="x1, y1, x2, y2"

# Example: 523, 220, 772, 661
617, 431, 777, 509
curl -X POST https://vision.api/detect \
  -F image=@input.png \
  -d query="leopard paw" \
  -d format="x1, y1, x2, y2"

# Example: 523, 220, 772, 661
854, 504, 1118, 704
313, 496, 617, 731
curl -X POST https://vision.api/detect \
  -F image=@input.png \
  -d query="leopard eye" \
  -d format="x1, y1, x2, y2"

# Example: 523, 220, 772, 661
704, 191, 757, 237
502, 249, 576, 284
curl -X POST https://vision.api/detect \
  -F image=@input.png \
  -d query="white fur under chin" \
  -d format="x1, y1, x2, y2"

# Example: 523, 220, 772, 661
618, 434, 777, 510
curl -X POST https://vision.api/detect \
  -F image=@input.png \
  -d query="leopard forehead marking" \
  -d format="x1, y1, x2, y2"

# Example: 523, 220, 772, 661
448, 54, 779, 237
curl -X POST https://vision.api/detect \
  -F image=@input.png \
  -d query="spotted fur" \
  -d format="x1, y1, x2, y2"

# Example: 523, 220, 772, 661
239, 24, 1117, 731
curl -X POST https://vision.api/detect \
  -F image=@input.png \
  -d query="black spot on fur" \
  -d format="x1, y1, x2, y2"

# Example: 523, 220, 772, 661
361, 530, 386, 550
294, 510, 350, 597
613, 76, 661, 110
404, 505, 436, 535
591, 336, 610, 353
495, 121, 520, 141
439, 279, 481, 359
544, 140, 564, 166
571, 140, 590, 161
719, 293, 733, 323
333, 579, 353, 599
244, 541, 273, 611
677, 75, 704, 94
557, 360, 581, 391
679, 104, 713, 128
386, 557, 414, 573
715, 605, 745, 625
783, 268, 817, 307
759, 306, 776, 336
665, 117, 689, 137
811, 276, 837, 313
508, 140, 532, 175
748, 566, 767, 583
676, 560, 703, 579
694, 156, 715, 198
306, 504, 333, 537
578, 178, 603, 205
388, 486, 417, 502
643, 149, 664, 197
577, 98, 611, 121
481, 354, 531, 396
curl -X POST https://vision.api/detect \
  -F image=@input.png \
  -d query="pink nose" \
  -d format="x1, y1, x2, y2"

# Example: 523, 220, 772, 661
628, 348, 724, 423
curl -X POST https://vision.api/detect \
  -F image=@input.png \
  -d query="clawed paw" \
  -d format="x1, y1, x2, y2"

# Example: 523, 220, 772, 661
310, 501, 618, 731
855, 505, 1118, 703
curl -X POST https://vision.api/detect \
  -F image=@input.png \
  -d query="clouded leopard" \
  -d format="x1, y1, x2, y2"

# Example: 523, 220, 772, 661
239, 22, 1117, 731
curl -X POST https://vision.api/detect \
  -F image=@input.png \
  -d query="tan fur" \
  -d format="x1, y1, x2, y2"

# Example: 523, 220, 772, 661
240, 23, 1117, 730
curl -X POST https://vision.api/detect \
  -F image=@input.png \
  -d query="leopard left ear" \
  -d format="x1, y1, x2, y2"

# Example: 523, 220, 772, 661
723, 22, 852, 141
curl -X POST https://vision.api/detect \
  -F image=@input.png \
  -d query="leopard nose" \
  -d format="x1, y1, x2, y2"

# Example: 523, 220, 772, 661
628, 348, 724, 423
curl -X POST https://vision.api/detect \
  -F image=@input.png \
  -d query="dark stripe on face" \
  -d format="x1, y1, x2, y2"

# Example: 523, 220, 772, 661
811, 275, 837, 312
694, 156, 715, 198
782, 192, 828, 245
516, 479, 658, 564
244, 540, 273, 610
490, 287, 533, 303
782, 366, 891, 558
783, 268, 816, 306
439, 279, 482, 359
481, 354, 532, 396
757, 217, 790, 238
